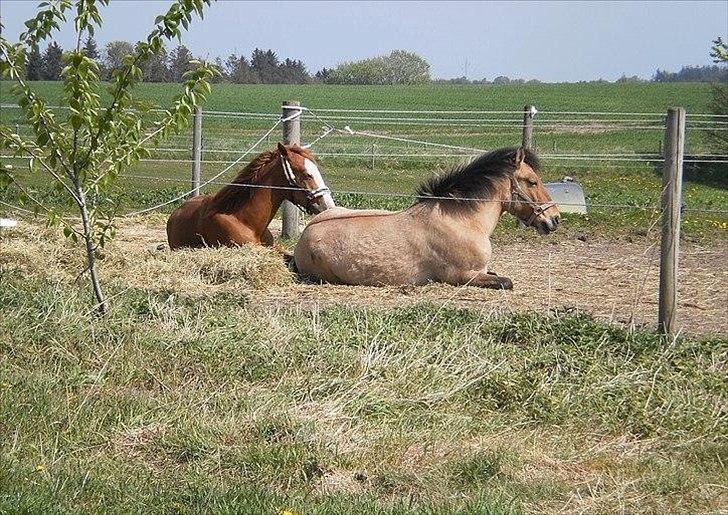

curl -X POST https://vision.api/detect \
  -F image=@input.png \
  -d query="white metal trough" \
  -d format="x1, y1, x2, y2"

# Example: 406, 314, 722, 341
544, 177, 587, 214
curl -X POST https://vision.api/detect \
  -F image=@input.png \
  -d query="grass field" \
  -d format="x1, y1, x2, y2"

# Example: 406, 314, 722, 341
1, 223, 726, 513
2, 81, 726, 241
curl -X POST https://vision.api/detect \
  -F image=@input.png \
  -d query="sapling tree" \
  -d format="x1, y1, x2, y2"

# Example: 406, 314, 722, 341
0, 0, 219, 313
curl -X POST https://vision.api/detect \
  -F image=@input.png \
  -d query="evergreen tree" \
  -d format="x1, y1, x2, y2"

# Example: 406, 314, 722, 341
168, 45, 195, 82
225, 53, 259, 83
279, 58, 310, 84
25, 46, 43, 80
314, 67, 331, 83
42, 41, 63, 80
82, 35, 100, 60
251, 48, 279, 83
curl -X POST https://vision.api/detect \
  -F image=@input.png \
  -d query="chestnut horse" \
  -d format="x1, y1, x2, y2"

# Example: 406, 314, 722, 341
294, 147, 560, 289
167, 143, 335, 249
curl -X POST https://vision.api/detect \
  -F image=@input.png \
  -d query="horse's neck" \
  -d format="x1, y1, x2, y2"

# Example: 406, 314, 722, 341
473, 200, 507, 236
233, 168, 286, 232
428, 188, 509, 237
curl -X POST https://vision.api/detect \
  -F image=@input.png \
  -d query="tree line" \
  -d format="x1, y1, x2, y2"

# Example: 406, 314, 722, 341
652, 65, 727, 83
23, 37, 727, 85
24, 37, 315, 84
24, 38, 430, 85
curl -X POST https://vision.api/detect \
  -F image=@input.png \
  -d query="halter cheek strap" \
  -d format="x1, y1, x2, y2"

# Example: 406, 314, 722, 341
510, 176, 556, 227
281, 155, 331, 201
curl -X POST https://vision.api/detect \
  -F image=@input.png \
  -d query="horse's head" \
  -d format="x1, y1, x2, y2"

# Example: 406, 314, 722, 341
508, 148, 560, 235
277, 143, 336, 214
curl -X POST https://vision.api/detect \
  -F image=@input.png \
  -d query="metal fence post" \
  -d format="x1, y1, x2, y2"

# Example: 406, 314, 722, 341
658, 107, 685, 336
522, 105, 535, 149
281, 100, 301, 239
191, 106, 202, 197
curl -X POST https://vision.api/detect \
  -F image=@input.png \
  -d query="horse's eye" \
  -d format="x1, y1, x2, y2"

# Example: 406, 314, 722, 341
528, 179, 538, 186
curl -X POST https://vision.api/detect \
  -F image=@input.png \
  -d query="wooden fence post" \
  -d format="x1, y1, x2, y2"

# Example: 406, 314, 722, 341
658, 107, 686, 336
522, 105, 535, 149
281, 100, 301, 239
191, 106, 202, 197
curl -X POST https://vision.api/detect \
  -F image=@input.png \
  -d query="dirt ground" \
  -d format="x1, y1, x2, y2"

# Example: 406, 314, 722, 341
117, 218, 727, 336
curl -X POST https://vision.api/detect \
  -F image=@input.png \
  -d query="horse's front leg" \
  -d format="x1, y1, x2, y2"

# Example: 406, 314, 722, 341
454, 270, 513, 290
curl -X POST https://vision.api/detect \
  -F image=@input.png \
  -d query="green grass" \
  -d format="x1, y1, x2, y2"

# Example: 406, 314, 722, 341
1, 81, 727, 240
1, 259, 726, 513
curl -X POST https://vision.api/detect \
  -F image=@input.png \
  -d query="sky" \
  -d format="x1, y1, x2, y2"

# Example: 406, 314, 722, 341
1, 0, 726, 82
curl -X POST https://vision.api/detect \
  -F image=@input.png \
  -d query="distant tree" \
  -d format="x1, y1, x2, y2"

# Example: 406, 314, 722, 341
225, 53, 259, 83
82, 35, 99, 60
492, 75, 510, 85
526, 79, 542, 84
168, 45, 195, 82
212, 57, 225, 83
25, 46, 43, 80
433, 76, 470, 84
708, 37, 728, 154
139, 42, 169, 82
278, 58, 310, 84
251, 48, 280, 83
616, 74, 645, 83
314, 67, 331, 82
42, 41, 63, 80
103, 40, 134, 79
327, 50, 430, 85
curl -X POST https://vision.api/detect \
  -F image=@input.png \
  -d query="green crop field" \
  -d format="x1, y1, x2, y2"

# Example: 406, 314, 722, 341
1, 81, 727, 239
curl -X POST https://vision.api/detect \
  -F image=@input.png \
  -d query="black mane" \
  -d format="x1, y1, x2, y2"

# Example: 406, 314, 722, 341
415, 147, 541, 208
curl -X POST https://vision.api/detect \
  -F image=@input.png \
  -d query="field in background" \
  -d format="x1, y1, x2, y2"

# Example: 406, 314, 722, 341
1, 81, 726, 242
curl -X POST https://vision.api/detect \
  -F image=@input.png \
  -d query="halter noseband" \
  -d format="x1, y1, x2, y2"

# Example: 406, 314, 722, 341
281, 155, 331, 201
509, 175, 556, 227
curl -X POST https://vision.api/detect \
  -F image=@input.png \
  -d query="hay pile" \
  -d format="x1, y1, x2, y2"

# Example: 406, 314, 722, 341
0, 219, 293, 296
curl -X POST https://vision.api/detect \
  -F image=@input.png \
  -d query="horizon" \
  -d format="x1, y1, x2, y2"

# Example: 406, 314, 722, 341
1, 1, 726, 82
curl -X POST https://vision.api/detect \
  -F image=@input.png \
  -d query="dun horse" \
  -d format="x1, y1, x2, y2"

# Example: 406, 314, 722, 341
294, 147, 560, 289
167, 143, 335, 249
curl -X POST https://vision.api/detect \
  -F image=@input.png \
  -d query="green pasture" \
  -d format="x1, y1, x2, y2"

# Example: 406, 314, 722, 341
0, 251, 726, 513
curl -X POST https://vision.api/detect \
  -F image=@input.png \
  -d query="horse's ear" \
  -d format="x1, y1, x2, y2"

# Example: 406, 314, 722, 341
277, 142, 288, 157
514, 147, 525, 168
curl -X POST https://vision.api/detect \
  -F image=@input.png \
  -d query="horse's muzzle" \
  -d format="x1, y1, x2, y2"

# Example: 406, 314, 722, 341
537, 214, 561, 235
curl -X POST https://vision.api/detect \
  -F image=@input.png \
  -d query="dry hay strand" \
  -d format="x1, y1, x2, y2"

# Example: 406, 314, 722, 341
0, 218, 293, 296
101, 243, 293, 296
0, 221, 83, 281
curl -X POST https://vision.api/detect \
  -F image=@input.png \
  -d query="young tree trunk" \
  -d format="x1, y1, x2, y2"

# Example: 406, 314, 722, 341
75, 184, 108, 314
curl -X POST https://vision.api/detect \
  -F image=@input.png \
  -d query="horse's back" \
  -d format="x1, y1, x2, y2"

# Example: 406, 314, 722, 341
307, 207, 396, 225
295, 206, 429, 285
